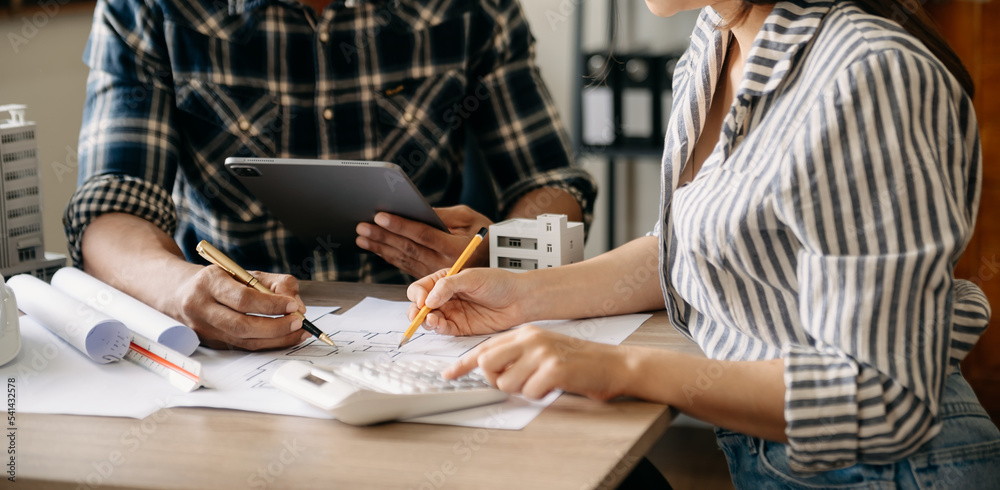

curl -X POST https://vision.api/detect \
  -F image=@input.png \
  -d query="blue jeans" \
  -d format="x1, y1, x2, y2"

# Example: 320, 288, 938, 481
715, 372, 1000, 489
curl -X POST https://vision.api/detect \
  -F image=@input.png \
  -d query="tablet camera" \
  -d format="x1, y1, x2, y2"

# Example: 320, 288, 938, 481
230, 165, 262, 177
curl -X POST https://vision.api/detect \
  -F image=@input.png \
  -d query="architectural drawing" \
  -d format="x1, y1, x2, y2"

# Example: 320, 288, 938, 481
225, 332, 490, 392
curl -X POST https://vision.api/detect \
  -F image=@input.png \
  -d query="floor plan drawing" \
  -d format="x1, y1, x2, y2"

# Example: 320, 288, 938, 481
285, 330, 485, 360
202, 299, 491, 394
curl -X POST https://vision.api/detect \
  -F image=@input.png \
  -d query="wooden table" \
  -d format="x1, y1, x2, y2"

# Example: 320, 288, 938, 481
14, 281, 704, 489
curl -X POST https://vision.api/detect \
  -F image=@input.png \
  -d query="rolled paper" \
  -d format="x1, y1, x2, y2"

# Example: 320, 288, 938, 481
51, 267, 199, 356
7, 274, 130, 363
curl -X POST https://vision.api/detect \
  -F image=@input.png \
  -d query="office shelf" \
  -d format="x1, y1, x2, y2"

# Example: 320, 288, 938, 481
571, 1, 678, 250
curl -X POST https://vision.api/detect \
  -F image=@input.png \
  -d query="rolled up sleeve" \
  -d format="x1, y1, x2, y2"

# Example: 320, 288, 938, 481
63, 0, 180, 267
778, 50, 987, 472
467, 0, 596, 229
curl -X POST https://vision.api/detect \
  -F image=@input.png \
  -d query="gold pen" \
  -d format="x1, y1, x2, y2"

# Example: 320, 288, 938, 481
398, 228, 488, 348
195, 240, 335, 347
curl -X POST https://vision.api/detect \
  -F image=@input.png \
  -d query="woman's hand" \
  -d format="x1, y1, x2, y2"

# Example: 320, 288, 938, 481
174, 266, 310, 350
442, 325, 633, 401
406, 267, 528, 336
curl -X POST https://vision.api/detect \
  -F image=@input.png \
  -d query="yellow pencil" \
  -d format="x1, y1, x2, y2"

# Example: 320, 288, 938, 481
398, 227, 488, 348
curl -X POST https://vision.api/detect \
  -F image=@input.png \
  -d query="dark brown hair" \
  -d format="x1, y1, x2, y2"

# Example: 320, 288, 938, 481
735, 0, 974, 96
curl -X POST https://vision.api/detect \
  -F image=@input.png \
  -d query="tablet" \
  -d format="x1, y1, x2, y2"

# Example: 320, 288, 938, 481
224, 157, 448, 251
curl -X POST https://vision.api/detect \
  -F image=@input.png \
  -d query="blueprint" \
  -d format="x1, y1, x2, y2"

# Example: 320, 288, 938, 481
5, 298, 650, 429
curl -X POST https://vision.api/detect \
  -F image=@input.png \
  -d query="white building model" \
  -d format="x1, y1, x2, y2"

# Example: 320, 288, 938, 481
0, 105, 64, 280
489, 214, 584, 272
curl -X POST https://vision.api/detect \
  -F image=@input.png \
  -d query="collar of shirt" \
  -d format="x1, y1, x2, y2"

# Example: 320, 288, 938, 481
656, 0, 836, 331
695, 0, 834, 98
666, 0, 834, 180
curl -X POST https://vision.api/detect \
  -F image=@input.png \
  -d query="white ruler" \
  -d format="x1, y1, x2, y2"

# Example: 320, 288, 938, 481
124, 333, 204, 392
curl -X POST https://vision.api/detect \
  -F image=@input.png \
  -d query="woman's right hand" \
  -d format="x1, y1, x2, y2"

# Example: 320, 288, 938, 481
406, 268, 529, 336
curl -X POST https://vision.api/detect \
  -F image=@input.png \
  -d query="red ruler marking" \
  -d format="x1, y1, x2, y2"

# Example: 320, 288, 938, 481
129, 342, 199, 383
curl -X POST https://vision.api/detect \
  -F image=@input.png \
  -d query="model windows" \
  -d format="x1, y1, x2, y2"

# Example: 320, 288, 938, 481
498, 236, 538, 250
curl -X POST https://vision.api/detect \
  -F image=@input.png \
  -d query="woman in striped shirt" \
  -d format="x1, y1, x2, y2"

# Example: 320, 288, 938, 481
409, 0, 1000, 486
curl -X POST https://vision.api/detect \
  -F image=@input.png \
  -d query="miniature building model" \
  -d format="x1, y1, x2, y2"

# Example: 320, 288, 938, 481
489, 214, 584, 272
0, 105, 64, 281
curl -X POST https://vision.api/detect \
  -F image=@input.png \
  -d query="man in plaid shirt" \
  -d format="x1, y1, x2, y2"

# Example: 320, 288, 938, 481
64, 0, 596, 350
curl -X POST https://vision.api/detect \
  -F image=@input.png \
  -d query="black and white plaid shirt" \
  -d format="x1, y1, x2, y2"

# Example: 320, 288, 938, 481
65, 0, 596, 283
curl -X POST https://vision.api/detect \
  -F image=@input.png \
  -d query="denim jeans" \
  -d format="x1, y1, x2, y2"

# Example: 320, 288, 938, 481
715, 372, 1000, 489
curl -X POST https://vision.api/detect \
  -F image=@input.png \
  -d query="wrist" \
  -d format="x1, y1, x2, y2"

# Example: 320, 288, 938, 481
516, 268, 551, 322
158, 259, 204, 319
615, 347, 693, 406
615, 345, 648, 399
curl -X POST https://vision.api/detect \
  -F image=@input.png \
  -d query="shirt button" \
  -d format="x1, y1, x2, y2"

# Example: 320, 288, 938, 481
238, 119, 251, 131
319, 32, 329, 43
403, 111, 414, 122
323, 108, 333, 120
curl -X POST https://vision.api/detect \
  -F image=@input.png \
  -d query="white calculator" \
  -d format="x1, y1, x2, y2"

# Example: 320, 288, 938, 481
271, 359, 508, 425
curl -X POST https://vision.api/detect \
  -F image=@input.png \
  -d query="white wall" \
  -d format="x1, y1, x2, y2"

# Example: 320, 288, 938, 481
519, 1, 698, 258
1, 7, 93, 260
0, 2, 699, 262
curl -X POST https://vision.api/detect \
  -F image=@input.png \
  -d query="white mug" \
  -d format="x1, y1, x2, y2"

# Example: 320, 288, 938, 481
0, 275, 20, 366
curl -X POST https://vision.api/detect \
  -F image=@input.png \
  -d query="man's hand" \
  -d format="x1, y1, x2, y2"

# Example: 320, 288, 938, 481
356, 205, 493, 278
81, 213, 313, 352
174, 266, 310, 350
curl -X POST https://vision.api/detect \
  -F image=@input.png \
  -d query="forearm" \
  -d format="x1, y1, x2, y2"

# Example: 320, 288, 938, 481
80, 213, 200, 319
505, 187, 583, 222
622, 348, 788, 442
517, 235, 665, 321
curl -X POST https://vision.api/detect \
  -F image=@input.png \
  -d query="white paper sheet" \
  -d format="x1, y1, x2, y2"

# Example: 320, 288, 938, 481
174, 298, 650, 429
51, 267, 200, 356
4, 317, 176, 417
4, 298, 648, 430
0, 306, 341, 419
7, 274, 130, 364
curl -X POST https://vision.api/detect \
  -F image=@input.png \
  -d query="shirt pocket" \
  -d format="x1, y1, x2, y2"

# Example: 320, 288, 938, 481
373, 70, 466, 182
173, 79, 284, 221
175, 78, 282, 158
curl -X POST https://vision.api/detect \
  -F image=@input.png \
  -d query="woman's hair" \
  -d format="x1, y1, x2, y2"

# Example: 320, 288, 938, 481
735, 0, 974, 96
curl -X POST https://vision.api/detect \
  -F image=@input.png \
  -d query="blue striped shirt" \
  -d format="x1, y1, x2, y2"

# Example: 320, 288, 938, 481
63, 0, 595, 284
656, 0, 990, 472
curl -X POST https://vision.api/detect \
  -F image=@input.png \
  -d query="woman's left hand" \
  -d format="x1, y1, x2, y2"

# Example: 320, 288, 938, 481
442, 325, 633, 401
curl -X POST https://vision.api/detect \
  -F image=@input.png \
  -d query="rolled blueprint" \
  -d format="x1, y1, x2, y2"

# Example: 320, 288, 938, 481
7, 274, 130, 364
51, 267, 199, 356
